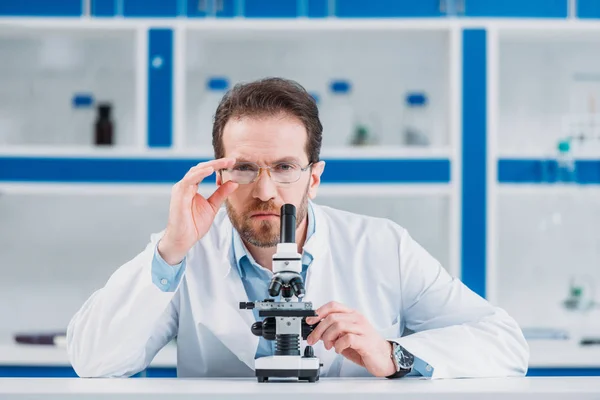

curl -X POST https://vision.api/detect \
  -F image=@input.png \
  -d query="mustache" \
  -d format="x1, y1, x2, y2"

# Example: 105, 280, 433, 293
246, 200, 281, 215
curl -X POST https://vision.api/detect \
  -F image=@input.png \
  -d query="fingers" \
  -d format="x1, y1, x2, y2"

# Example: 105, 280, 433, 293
334, 333, 365, 355
321, 319, 363, 350
197, 157, 236, 172
207, 181, 239, 212
180, 158, 236, 187
180, 166, 215, 186
306, 301, 353, 325
307, 312, 360, 347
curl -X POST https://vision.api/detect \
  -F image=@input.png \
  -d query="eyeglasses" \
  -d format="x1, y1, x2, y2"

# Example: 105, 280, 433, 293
220, 161, 313, 185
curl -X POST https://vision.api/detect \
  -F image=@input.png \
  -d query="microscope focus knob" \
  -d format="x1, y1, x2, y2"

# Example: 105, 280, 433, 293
251, 318, 276, 340
251, 322, 263, 336
304, 346, 315, 358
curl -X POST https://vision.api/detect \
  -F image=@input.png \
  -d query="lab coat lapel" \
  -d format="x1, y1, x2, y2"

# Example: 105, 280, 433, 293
301, 204, 344, 376
303, 203, 339, 306
197, 217, 259, 371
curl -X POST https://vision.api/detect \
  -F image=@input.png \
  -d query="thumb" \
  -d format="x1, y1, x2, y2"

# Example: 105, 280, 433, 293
207, 181, 239, 211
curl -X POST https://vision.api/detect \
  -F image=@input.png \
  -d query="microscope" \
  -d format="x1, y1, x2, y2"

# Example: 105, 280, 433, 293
239, 204, 322, 383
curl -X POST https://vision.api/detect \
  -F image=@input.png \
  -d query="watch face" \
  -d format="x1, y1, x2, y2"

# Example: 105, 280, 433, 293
394, 343, 414, 369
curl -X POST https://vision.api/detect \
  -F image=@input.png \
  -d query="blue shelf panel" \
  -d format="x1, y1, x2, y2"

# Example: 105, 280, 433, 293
308, 0, 329, 17
461, 29, 487, 299
123, 0, 178, 17
527, 368, 600, 377
1, 365, 599, 377
577, 0, 600, 18
334, 0, 444, 18
0, 0, 82, 17
148, 29, 174, 148
463, 0, 568, 18
244, 0, 298, 17
0, 157, 450, 184
91, 0, 117, 17
0, 366, 79, 378
186, 0, 236, 17
498, 159, 600, 184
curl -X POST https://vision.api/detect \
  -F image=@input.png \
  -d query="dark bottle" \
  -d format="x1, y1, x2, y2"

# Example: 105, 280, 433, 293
95, 102, 114, 146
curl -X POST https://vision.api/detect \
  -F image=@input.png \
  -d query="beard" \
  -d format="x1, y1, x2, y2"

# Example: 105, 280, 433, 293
226, 184, 310, 248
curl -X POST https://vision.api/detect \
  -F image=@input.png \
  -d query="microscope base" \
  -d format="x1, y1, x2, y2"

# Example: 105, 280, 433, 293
255, 355, 321, 382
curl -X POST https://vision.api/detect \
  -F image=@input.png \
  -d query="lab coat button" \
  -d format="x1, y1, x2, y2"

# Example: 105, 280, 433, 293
160, 278, 168, 285
426, 365, 432, 372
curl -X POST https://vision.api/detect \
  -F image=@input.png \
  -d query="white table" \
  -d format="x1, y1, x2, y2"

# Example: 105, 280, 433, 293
0, 377, 600, 399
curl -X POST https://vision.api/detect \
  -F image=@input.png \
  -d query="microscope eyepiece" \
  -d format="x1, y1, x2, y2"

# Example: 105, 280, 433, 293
280, 204, 296, 243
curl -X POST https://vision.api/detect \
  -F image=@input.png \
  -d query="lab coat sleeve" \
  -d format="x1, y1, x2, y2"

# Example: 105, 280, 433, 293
66, 233, 183, 378
392, 229, 529, 379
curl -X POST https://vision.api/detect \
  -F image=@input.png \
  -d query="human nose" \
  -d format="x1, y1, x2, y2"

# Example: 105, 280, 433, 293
251, 167, 277, 202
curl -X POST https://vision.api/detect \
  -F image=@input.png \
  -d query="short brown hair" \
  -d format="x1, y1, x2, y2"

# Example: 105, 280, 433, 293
212, 77, 322, 164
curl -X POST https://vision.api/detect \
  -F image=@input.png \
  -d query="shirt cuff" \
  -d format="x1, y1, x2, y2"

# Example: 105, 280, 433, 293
151, 242, 186, 292
409, 355, 434, 378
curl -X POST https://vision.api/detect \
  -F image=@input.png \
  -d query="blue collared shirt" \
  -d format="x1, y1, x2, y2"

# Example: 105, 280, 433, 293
151, 202, 431, 377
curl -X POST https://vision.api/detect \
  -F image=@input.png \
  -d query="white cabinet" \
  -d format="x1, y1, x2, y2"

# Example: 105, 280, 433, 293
181, 27, 453, 152
0, 26, 140, 148
497, 30, 600, 157
0, 191, 171, 332
489, 26, 600, 347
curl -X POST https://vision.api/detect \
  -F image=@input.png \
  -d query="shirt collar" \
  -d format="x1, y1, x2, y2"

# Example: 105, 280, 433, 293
232, 201, 316, 277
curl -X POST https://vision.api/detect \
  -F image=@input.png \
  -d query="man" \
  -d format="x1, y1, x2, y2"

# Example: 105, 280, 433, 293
66, 77, 529, 379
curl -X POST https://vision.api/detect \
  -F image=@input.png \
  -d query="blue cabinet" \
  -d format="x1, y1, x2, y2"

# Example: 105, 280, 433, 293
148, 29, 174, 148
577, 0, 600, 18
123, 0, 178, 17
187, 0, 236, 18
463, 0, 568, 18
244, 0, 298, 17
91, 0, 117, 17
335, 0, 444, 18
308, 0, 329, 17
242, 0, 329, 18
0, 0, 81, 16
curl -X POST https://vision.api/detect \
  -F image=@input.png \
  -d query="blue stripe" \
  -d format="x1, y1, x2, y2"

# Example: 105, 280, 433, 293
322, 159, 449, 183
2, 365, 599, 378
0, 366, 78, 378
527, 368, 600, 377
461, 29, 487, 298
498, 159, 600, 184
0, 157, 449, 184
577, 0, 600, 18
0, 0, 82, 16
148, 29, 174, 148
91, 0, 116, 16
464, 0, 567, 18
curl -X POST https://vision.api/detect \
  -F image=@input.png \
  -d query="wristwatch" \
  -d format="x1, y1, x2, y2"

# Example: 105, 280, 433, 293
386, 341, 414, 379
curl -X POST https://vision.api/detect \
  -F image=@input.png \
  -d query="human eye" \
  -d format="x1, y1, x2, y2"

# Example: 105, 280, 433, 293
233, 163, 257, 172
274, 163, 298, 172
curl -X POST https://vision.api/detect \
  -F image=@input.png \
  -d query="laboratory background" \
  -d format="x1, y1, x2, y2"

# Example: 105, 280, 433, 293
0, 0, 600, 379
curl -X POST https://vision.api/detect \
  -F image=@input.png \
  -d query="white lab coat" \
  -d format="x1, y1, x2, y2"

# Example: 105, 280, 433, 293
66, 203, 529, 379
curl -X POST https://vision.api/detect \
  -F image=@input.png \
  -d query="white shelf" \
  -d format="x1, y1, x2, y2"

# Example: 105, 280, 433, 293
1, 18, 600, 32
0, 341, 176, 368
497, 149, 600, 160
0, 183, 452, 197
497, 184, 600, 195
